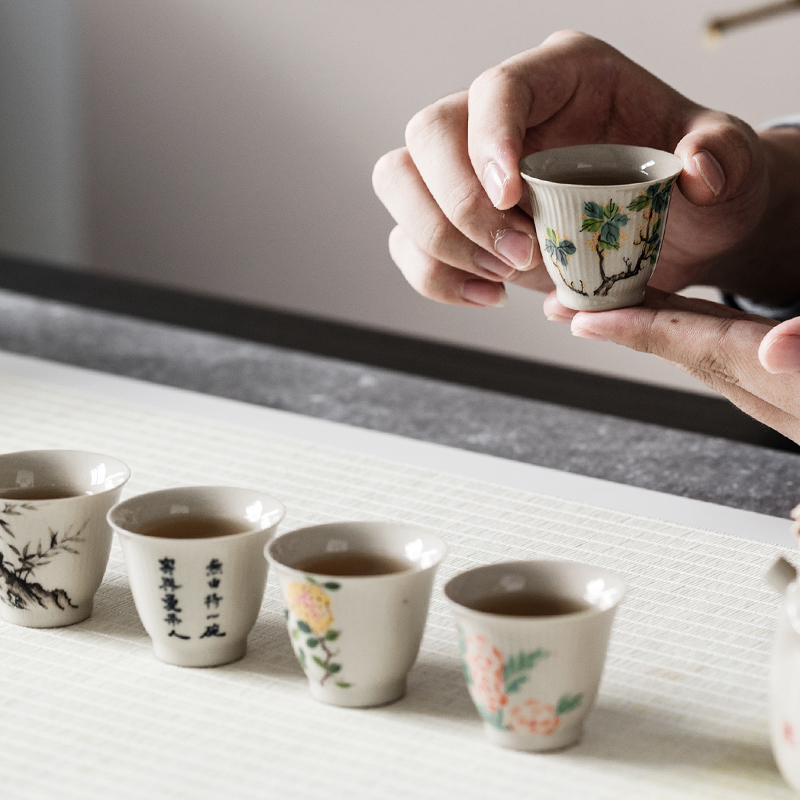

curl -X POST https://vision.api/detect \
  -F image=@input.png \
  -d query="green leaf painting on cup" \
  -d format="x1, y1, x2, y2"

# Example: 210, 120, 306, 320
549, 178, 675, 299
286, 577, 350, 688
543, 228, 587, 297
459, 630, 582, 736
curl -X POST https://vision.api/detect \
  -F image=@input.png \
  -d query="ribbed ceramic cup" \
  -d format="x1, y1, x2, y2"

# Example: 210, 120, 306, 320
520, 144, 682, 311
445, 560, 626, 751
267, 521, 447, 707
0, 449, 130, 627
110, 486, 285, 667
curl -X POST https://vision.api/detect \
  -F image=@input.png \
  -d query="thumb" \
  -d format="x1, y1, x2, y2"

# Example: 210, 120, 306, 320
674, 110, 761, 206
759, 317, 800, 373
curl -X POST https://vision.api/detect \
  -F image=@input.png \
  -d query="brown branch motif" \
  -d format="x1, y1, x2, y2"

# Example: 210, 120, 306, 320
0, 502, 85, 612
580, 180, 673, 297
286, 577, 351, 689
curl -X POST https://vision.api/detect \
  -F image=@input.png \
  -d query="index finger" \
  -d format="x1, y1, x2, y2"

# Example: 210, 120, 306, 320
467, 32, 583, 210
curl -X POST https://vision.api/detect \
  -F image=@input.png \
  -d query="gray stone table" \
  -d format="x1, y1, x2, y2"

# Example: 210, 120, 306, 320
0, 286, 798, 519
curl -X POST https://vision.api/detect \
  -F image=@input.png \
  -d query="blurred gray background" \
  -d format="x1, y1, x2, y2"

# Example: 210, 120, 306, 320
1, 0, 796, 395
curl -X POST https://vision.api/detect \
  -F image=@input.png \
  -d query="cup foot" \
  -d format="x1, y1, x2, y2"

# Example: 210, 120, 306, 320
152, 637, 247, 668
483, 721, 583, 752
0, 598, 93, 628
555, 284, 645, 312
308, 676, 406, 708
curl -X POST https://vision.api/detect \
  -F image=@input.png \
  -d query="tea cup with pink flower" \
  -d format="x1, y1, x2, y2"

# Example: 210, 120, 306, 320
445, 560, 626, 751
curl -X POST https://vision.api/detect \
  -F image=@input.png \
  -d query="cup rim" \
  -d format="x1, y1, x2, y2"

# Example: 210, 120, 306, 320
519, 143, 683, 188
266, 520, 448, 580
108, 485, 286, 542
443, 559, 627, 622
0, 448, 131, 499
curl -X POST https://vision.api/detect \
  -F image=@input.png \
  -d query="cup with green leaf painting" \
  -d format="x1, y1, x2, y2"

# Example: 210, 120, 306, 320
445, 560, 626, 751
520, 144, 682, 311
267, 521, 447, 708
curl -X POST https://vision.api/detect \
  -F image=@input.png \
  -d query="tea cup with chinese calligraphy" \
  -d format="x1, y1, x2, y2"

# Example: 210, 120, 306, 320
109, 486, 285, 667
520, 144, 682, 311
445, 560, 626, 751
266, 521, 447, 707
0, 449, 130, 628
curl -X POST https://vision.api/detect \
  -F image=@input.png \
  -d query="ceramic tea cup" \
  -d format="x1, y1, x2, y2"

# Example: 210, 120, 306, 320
109, 486, 285, 667
520, 144, 682, 311
766, 557, 800, 793
445, 560, 626, 751
266, 521, 448, 707
0, 449, 130, 628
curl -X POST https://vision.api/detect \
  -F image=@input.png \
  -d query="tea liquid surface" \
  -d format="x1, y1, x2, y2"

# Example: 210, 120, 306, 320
293, 552, 410, 577
138, 515, 252, 539
546, 167, 648, 186
0, 487, 84, 501
471, 591, 591, 617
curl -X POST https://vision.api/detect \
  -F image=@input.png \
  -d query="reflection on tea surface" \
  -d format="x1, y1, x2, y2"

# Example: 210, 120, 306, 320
470, 592, 591, 617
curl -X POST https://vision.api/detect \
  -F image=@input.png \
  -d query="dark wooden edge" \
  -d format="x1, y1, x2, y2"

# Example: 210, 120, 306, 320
0, 254, 795, 452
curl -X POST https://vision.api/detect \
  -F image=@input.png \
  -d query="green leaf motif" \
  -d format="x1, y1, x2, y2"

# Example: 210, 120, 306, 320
600, 221, 622, 245
556, 693, 584, 716
544, 239, 558, 257
505, 675, 528, 694
652, 189, 670, 214
504, 648, 549, 683
296, 620, 312, 634
581, 218, 602, 233
584, 201, 604, 220
327, 663, 342, 674
297, 647, 307, 671
477, 705, 508, 731
312, 655, 326, 668
306, 638, 319, 648
603, 201, 620, 219
335, 681, 352, 689
561, 240, 576, 255
546, 227, 558, 243
325, 629, 340, 641
627, 194, 650, 212
324, 582, 341, 591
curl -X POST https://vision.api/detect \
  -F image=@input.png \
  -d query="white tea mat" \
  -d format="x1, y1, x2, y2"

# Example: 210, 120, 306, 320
0, 355, 794, 799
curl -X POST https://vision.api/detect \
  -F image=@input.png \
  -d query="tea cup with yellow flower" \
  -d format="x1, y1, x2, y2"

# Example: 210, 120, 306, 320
266, 521, 447, 707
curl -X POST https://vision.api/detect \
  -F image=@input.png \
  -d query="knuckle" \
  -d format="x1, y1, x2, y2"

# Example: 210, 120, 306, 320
371, 148, 410, 196
543, 29, 599, 51
405, 94, 463, 150
446, 181, 484, 232
420, 215, 453, 260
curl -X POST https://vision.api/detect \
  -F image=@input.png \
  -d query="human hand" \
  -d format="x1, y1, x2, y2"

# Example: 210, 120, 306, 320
543, 287, 800, 443
372, 31, 769, 308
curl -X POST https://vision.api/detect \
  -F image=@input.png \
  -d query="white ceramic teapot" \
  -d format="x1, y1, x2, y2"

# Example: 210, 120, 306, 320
767, 557, 800, 793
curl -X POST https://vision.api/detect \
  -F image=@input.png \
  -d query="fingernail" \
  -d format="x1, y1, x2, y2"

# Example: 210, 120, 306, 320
761, 334, 800, 373
461, 279, 508, 307
483, 161, 507, 208
571, 321, 607, 341
475, 249, 516, 279
494, 229, 534, 269
546, 312, 574, 323
693, 151, 725, 197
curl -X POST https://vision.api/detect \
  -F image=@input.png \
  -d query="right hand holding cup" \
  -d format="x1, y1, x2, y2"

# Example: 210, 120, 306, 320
372, 31, 768, 308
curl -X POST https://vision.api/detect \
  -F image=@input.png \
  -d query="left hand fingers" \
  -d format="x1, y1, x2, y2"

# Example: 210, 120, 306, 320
548, 289, 800, 437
